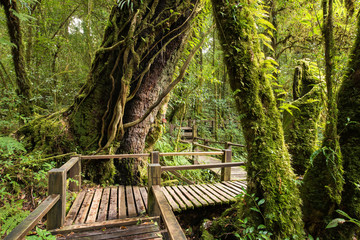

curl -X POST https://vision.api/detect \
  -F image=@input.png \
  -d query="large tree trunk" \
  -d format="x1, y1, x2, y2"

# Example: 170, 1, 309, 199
0, 0, 33, 118
335, 12, 360, 240
19, 0, 201, 184
211, 0, 304, 238
301, 0, 344, 237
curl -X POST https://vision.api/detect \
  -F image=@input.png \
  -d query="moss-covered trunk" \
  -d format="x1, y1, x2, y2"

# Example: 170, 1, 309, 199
283, 61, 323, 175
335, 12, 360, 239
0, 0, 33, 118
211, 0, 304, 238
19, 0, 201, 184
301, 0, 343, 237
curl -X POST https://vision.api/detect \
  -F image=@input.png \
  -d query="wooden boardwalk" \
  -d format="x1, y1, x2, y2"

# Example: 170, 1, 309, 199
197, 156, 247, 180
63, 181, 245, 227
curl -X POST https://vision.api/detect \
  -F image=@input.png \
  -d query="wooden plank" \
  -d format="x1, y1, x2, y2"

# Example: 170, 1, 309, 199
80, 153, 150, 159
97, 188, 110, 221
229, 181, 247, 191
195, 185, 222, 204
58, 223, 160, 240
108, 187, 118, 220
51, 216, 160, 235
177, 185, 202, 208
182, 185, 208, 206
164, 186, 186, 210
85, 188, 103, 224
161, 162, 245, 172
160, 151, 223, 157
193, 142, 223, 151
47, 169, 66, 230
118, 186, 127, 218
4, 195, 59, 240
65, 190, 86, 226
74, 190, 94, 224
217, 183, 241, 195
68, 158, 81, 192
207, 184, 234, 201
222, 181, 244, 193
171, 186, 194, 209
188, 185, 215, 205
232, 181, 247, 188
161, 187, 180, 212
133, 186, 146, 215
139, 187, 148, 210
152, 186, 187, 240
126, 185, 137, 217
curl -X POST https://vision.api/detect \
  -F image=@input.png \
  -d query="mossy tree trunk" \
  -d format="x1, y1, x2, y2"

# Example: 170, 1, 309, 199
283, 60, 323, 175
0, 0, 33, 119
301, 0, 344, 237
211, 0, 304, 238
20, 0, 202, 184
335, 12, 360, 239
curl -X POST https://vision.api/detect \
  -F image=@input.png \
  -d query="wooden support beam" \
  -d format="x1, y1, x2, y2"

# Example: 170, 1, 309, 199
161, 162, 244, 172
151, 151, 159, 164
4, 195, 59, 240
147, 163, 161, 216
68, 158, 81, 192
221, 149, 232, 181
47, 169, 66, 230
151, 186, 187, 240
192, 142, 222, 151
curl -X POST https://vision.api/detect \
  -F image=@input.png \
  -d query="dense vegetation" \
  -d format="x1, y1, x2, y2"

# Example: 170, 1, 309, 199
1, 0, 360, 239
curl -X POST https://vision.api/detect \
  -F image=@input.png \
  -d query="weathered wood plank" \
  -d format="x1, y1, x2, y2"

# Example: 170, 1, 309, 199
161, 187, 180, 212
51, 216, 160, 235
202, 184, 229, 203
133, 186, 146, 215
74, 190, 94, 224
80, 153, 150, 159
68, 157, 81, 192
159, 151, 223, 157
47, 169, 66, 230
195, 185, 222, 204
4, 195, 59, 240
139, 187, 148, 210
171, 186, 194, 209
182, 185, 208, 206
60, 157, 80, 172
188, 185, 215, 205
85, 188, 103, 224
216, 183, 241, 196
207, 184, 234, 201
118, 185, 127, 218
164, 186, 186, 210
228, 181, 247, 191
161, 162, 245, 172
177, 185, 202, 208
232, 181, 247, 188
222, 181, 244, 193
126, 186, 137, 217
152, 185, 187, 240
97, 188, 110, 221
108, 187, 118, 220
65, 190, 86, 226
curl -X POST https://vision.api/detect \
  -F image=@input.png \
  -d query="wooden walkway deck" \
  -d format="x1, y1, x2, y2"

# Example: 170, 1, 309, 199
63, 181, 245, 227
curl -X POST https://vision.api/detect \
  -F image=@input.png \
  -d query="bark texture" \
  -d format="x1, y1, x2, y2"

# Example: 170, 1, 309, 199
0, 0, 33, 118
211, 0, 304, 238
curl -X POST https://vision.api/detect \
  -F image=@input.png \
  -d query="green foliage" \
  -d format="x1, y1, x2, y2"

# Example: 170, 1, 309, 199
26, 227, 56, 240
0, 199, 29, 237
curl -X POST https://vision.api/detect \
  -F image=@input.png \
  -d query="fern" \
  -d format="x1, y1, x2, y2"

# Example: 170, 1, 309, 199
0, 137, 26, 156
0, 200, 29, 237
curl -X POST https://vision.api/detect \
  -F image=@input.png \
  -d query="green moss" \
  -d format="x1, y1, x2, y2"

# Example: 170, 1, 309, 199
283, 61, 323, 175
212, 0, 304, 238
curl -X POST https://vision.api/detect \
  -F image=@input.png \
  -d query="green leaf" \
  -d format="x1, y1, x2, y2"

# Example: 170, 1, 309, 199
0, 37, 16, 48
326, 218, 345, 229
250, 207, 261, 213
258, 199, 265, 206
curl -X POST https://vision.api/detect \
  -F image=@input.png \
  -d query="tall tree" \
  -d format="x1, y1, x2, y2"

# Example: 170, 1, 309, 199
19, 0, 202, 184
301, 0, 344, 237
211, 0, 304, 238
335, 10, 360, 239
0, 0, 33, 118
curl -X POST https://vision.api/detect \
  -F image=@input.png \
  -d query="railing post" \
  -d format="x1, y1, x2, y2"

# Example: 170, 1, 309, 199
151, 151, 159, 164
192, 125, 197, 139
69, 157, 81, 192
148, 151, 161, 216
221, 149, 232, 181
225, 142, 232, 150
47, 168, 66, 230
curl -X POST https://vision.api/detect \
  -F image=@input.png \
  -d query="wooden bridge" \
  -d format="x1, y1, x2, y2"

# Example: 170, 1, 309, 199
6, 140, 247, 240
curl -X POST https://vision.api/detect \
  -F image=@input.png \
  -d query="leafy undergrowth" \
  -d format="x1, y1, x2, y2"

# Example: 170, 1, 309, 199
0, 136, 56, 238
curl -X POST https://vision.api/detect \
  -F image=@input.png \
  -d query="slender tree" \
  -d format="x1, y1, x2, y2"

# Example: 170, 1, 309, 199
211, 0, 304, 238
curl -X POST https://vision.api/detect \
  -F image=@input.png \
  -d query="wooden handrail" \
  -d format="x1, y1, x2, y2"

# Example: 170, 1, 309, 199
159, 151, 223, 157
148, 186, 187, 240
4, 194, 60, 240
192, 142, 222, 151
161, 162, 245, 172
80, 153, 151, 159
59, 156, 80, 171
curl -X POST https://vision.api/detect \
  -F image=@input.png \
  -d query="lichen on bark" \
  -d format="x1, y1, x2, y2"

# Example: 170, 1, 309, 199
210, 0, 304, 238
283, 60, 323, 175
